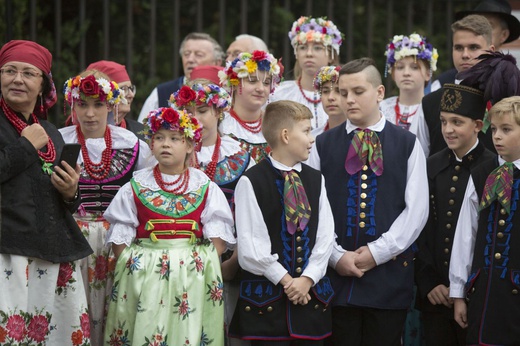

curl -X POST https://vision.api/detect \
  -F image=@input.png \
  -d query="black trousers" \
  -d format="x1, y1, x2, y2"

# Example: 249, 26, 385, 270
251, 340, 324, 346
422, 310, 466, 346
330, 306, 407, 346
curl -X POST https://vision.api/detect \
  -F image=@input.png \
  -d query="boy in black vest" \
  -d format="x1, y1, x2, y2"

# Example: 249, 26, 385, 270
308, 57, 429, 345
415, 83, 495, 345
229, 100, 335, 345
450, 96, 520, 345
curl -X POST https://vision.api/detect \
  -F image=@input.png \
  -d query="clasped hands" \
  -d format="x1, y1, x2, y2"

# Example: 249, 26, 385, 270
281, 274, 313, 306
335, 246, 376, 278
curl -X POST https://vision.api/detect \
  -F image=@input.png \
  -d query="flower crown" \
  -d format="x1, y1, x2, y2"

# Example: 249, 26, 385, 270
63, 75, 124, 105
288, 16, 344, 56
218, 50, 284, 93
142, 107, 202, 143
384, 33, 439, 76
313, 65, 341, 91
169, 84, 231, 112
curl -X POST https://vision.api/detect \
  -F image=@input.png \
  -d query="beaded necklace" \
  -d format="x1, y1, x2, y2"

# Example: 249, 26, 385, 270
1, 98, 56, 174
297, 77, 320, 127
76, 125, 113, 180
195, 135, 221, 181
153, 164, 190, 195
229, 108, 262, 133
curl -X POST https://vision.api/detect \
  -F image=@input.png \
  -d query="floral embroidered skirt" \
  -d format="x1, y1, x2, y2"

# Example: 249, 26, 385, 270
104, 238, 224, 346
75, 213, 116, 346
0, 254, 90, 345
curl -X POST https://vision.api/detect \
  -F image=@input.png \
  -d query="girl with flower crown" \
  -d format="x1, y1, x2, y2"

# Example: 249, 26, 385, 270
380, 33, 439, 157
311, 65, 347, 137
103, 107, 235, 345
60, 69, 154, 346
171, 79, 254, 346
271, 16, 344, 130
219, 50, 283, 164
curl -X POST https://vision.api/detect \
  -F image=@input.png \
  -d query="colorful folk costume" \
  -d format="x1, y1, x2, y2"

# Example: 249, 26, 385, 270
270, 16, 344, 130
61, 74, 153, 345
311, 65, 342, 137
229, 156, 335, 342
103, 108, 235, 345
0, 40, 93, 345
380, 33, 439, 157
219, 50, 284, 164
415, 84, 494, 345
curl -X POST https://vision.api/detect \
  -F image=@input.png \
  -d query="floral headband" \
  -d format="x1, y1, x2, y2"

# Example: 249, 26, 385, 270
63, 75, 124, 106
218, 50, 284, 93
142, 107, 202, 143
169, 84, 231, 112
384, 33, 439, 76
313, 65, 341, 91
288, 16, 344, 57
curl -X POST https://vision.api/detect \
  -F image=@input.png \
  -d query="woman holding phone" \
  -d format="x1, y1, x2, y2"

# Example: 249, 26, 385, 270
0, 40, 93, 344
60, 69, 154, 345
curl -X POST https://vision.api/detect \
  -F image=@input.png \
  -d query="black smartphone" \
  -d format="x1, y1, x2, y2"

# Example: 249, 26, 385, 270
57, 143, 81, 171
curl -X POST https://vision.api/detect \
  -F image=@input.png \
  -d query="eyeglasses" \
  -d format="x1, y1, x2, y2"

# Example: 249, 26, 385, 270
120, 85, 137, 94
0, 68, 42, 80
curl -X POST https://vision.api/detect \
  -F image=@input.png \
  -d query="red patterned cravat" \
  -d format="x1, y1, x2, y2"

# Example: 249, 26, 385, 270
282, 170, 311, 235
479, 162, 514, 214
345, 129, 384, 176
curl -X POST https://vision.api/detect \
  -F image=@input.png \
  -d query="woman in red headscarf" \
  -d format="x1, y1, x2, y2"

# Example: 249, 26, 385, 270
0, 40, 93, 344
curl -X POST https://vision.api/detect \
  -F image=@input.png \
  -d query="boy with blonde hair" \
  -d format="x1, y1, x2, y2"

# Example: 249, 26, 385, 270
450, 96, 520, 345
230, 100, 335, 345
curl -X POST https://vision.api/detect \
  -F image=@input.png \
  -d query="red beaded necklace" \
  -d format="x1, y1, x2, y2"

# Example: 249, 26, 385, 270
229, 108, 262, 134
153, 164, 190, 195
0, 98, 56, 165
195, 135, 221, 181
76, 125, 113, 180
297, 77, 321, 105
394, 97, 419, 126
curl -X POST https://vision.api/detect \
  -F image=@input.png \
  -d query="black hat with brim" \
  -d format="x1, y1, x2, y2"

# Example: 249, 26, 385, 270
455, 0, 520, 43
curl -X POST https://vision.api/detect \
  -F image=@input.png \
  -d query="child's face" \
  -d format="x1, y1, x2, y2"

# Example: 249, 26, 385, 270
73, 97, 109, 138
440, 112, 481, 158
234, 70, 271, 111
188, 104, 219, 142
338, 71, 384, 128
285, 118, 314, 164
296, 42, 331, 77
152, 128, 193, 172
490, 112, 520, 162
391, 57, 430, 91
321, 81, 345, 120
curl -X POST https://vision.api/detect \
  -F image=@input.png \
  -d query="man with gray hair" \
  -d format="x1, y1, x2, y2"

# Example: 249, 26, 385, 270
225, 34, 268, 62
138, 32, 224, 121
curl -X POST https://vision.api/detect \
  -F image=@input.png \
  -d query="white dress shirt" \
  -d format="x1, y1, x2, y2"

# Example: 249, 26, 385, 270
234, 155, 335, 286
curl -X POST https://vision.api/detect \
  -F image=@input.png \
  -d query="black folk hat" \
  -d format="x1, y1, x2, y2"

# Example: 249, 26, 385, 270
456, 0, 520, 43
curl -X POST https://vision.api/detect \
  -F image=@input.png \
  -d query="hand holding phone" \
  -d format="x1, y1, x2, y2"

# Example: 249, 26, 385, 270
56, 143, 81, 174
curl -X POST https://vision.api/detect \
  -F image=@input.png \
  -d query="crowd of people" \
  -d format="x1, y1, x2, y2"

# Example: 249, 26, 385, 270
1, 0, 520, 345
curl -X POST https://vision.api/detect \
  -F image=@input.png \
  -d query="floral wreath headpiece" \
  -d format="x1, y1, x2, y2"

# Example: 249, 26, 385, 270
63, 74, 124, 106
288, 16, 344, 58
384, 33, 439, 77
169, 84, 231, 112
142, 107, 202, 144
218, 50, 284, 93
313, 65, 341, 92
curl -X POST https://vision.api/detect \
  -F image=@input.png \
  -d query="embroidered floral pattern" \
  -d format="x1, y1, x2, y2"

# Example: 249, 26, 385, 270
141, 326, 168, 346
174, 292, 195, 320
229, 135, 270, 164
0, 308, 52, 345
190, 251, 205, 274
106, 321, 131, 346
155, 253, 170, 280
79, 145, 138, 184
203, 150, 249, 186
206, 277, 224, 306
56, 262, 77, 295
125, 253, 143, 274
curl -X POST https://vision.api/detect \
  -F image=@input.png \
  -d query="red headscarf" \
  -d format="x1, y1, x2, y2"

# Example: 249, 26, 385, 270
0, 40, 57, 117
190, 65, 224, 85
86, 60, 130, 84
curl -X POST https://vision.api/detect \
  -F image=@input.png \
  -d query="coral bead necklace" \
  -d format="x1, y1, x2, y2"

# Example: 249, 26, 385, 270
153, 164, 190, 195
76, 125, 113, 180
229, 108, 262, 134
194, 135, 221, 181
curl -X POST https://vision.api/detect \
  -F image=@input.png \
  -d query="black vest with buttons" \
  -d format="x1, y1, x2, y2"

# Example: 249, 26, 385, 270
78, 143, 139, 213
463, 157, 520, 345
229, 159, 334, 340
316, 121, 416, 310
415, 143, 495, 314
